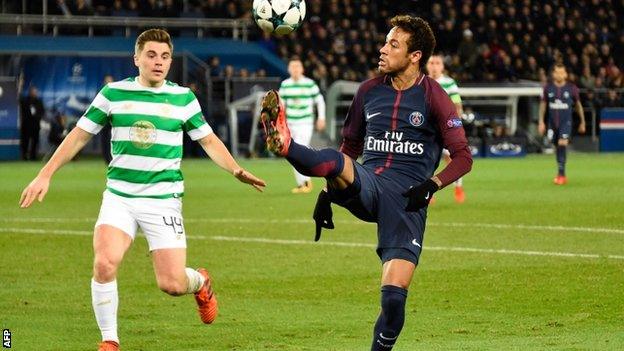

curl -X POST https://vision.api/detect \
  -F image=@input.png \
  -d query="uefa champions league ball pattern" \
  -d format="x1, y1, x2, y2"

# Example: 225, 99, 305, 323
253, 0, 306, 35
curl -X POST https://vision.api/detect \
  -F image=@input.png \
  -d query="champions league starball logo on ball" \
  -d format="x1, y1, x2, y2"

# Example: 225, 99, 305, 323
409, 111, 424, 127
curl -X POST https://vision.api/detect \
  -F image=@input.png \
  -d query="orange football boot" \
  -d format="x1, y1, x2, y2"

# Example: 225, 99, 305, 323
260, 90, 291, 156
194, 268, 218, 324
454, 186, 466, 203
98, 341, 119, 351
553, 175, 567, 185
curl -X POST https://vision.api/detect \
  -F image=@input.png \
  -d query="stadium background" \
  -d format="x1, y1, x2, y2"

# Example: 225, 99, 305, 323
0, 1, 623, 350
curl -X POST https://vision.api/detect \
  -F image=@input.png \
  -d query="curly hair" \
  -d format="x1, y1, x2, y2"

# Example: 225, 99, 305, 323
389, 15, 436, 69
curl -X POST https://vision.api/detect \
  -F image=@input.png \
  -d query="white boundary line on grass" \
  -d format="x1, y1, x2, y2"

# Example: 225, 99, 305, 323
2, 227, 623, 261
2, 217, 624, 235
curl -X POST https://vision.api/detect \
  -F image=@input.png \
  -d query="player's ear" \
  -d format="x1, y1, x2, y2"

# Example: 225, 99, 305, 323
410, 50, 422, 65
133, 54, 139, 67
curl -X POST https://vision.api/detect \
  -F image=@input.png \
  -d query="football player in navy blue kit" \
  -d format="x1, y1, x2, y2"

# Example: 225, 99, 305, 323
261, 15, 472, 350
538, 63, 586, 185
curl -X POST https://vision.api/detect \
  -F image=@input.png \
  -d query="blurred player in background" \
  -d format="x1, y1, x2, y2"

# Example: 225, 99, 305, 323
19, 29, 266, 351
261, 15, 472, 350
426, 53, 466, 203
278, 57, 326, 193
538, 63, 586, 185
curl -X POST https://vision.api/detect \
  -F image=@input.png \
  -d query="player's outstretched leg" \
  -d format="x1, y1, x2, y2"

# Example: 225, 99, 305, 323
371, 285, 408, 350
261, 90, 344, 179
194, 268, 218, 324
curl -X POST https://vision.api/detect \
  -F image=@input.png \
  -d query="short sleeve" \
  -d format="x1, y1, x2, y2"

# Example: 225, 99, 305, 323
76, 85, 111, 135
182, 92, 213, 140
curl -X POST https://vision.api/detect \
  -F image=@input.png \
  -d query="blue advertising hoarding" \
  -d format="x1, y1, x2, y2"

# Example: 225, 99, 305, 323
600, 108, 624, 152
0, 77, 20, 160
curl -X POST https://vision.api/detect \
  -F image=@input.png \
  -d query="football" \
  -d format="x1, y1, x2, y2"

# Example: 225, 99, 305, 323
252, 0, 306, 35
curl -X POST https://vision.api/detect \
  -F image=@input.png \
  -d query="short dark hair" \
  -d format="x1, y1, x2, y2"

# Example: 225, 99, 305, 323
389, 15, 436, 69
289, 56, 302, 63
552, 63, 567, 72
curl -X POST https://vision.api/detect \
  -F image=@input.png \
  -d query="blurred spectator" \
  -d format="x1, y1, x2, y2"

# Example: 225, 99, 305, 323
457, 29, 478, 72
601, 89, 623, 108
19, 86, 45, 161
44, 109, 67, 161
208, 56, 222, 77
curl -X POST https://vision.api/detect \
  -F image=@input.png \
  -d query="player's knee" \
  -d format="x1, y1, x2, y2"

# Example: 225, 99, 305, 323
558, 139, 569, 146
93, 256, 119, 281
157, 277, 186, 296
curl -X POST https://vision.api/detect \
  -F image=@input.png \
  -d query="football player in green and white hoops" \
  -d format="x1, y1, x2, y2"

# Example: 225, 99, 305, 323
19, 29, 266, 351
426, 53, 466, 204
278, 57, 326, 193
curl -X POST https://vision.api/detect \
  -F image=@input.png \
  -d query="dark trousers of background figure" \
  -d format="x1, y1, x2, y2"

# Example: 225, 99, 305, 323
101, 124, 112, 164
20, 126, 40, 160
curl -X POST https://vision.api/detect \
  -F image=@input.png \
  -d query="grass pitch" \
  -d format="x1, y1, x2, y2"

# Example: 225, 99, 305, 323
1, 153, 623, 350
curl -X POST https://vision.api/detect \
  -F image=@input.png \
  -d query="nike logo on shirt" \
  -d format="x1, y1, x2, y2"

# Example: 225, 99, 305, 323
366, 112, 381, 120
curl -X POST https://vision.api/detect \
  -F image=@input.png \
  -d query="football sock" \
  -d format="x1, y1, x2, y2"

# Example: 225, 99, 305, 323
91, 279, 119, 343
455, 177, 463, 187
294, 169, 311, 187
371, 285, 408, 351
286, 142, 344, 179
185, 268, 206, 294
556, 145, 567, 176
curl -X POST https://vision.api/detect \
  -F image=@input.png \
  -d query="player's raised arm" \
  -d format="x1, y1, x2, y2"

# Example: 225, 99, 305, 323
19, 127, 93, 208
197, 133, 266, 192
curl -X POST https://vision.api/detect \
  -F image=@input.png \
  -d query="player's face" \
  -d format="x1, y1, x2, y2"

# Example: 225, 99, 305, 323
288, 60, 304, 80
134, 41, 172, 87
552, 67, 568, 83
378, 27, 420, 75
426, 55, 444, 78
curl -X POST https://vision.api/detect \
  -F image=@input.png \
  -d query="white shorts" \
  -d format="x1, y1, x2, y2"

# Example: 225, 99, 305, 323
287, 121, 313, 147
95, 190, 186, 251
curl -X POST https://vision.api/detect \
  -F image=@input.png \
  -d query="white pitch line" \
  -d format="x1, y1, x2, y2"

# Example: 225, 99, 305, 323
2, 217, 623, 235
2, 228, 623, 261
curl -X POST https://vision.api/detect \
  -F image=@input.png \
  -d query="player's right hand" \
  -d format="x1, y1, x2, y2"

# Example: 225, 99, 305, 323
313, 190, 334, 241
538, 122, 546, 136
19, 175, 50, 208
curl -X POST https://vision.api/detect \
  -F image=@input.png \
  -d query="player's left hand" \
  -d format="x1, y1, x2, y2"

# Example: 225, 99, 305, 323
233, 168, 266, 192
402, 179, 439, 212
578, 123, 586, 134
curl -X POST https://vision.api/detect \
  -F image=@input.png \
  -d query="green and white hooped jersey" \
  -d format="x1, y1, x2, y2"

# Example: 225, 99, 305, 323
76, 77, 212, 199
436, 75, 462, 104
278, 77, 321, 123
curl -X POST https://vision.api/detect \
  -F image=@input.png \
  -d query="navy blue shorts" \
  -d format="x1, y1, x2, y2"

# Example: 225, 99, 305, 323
328, 161, 426, 265
549, 118, 572, 142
